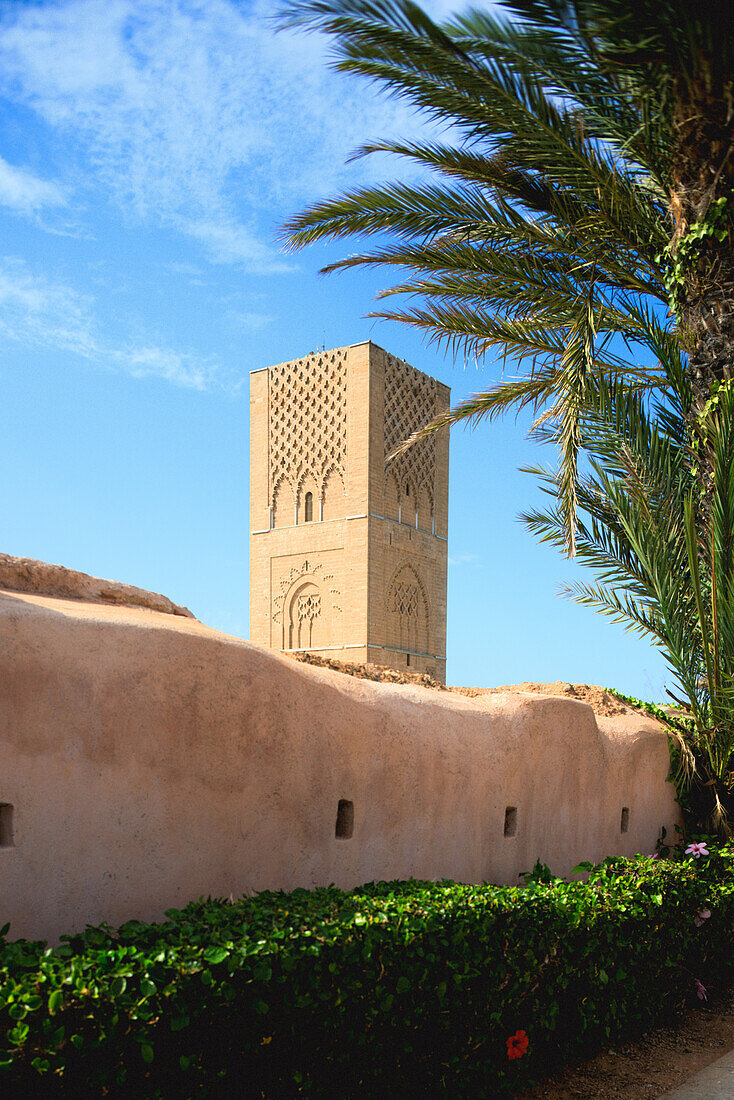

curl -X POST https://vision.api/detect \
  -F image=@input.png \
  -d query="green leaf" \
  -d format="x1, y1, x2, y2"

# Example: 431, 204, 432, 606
204, 947, 229, 965
8, 1022, 29, 1044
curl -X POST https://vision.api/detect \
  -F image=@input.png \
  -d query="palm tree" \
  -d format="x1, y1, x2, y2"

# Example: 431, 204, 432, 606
278, 0, 734, 827
590, 0, 734, 409
279, 0, 733, 543
524, 340, 734, 836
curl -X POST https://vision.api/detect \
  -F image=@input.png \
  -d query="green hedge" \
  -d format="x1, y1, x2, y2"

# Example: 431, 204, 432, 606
1, 847, 733, 1097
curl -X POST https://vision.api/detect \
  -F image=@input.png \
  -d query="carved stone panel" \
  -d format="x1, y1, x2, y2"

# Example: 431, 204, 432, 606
386, 562, 429, 653
268, 349, 348, 515
384, 354, 438, 511
270, 551, 344, 650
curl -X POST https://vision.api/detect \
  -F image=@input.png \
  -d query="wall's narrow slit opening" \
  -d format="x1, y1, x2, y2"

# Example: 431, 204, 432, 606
0, 804, 14, 848
620, 807, 630, 834
504, 806, 517, 838
335, 800, 354, 839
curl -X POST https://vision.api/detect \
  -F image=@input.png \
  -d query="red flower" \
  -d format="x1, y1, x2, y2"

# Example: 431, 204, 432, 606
506, 1029, 529, 1060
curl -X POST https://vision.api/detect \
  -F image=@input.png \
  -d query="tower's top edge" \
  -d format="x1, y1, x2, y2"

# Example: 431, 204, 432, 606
250, 340, 448, 390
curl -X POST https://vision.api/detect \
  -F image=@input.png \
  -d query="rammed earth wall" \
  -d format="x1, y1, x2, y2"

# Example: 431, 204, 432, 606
0, 584, 680, 941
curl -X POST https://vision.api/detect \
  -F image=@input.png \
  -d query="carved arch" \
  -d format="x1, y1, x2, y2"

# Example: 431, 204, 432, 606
386, 562, 429, 652
400, 479, 417, 527
321, 464, 346, 521
417, 483, 432, 531
286, 580, 321, 650
272, 474, 295, 528
275, 560, 343, 651
296, 471, 319, 523
383, 471, 400, 522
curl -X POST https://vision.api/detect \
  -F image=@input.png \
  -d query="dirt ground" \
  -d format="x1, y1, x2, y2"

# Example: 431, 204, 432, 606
452, 679, 635, 717
289, 654, 642, 720
517, 986, 734, 1099
290, 652, 449, 690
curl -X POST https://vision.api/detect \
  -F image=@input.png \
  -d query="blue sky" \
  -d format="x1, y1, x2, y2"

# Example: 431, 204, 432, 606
0, 0, 670, 698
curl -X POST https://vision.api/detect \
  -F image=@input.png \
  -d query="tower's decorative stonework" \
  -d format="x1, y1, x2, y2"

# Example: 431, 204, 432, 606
249, 341, 449, 681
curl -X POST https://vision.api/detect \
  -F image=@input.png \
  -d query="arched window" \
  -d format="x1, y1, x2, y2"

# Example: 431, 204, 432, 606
322, 467, 346, 520
304, 491, 314, 522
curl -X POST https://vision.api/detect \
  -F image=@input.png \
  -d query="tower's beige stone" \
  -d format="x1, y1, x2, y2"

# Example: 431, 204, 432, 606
249, 341, 450, 682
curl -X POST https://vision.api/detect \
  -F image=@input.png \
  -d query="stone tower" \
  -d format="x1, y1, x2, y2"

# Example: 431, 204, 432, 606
249, 341, 449, 681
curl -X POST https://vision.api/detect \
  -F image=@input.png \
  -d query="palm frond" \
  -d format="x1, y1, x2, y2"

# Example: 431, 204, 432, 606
279, 0, 734, 831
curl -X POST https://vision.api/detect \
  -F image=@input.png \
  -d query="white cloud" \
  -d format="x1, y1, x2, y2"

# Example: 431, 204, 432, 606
448, 553, 483, 567
0, 257, 217, 389
185, 218, 294, 273
0, 258, 97, 355
224, 309, 273, 334
117, 344, 213, 388
164, 261, 204, 278
0, 156, 66, 216
0, 0, 449, 268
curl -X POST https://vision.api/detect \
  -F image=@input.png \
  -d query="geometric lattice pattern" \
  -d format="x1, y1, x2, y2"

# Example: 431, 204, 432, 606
297, 593, 321, 622
390, 582, 420, 617
384, 353, 437, 508
269, 348, 347, 504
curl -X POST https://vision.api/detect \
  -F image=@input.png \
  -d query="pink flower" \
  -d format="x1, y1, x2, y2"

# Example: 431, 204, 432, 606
648, 852, 659, 859
685, 842, 710, 858
695, 979, 708, 1001
694, 908, 712, 927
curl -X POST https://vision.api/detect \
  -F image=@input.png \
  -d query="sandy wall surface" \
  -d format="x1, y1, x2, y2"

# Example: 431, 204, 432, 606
0, 587, 680, 942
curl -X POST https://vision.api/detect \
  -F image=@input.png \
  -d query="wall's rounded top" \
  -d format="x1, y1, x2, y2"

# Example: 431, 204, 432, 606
0, 553, 194, 619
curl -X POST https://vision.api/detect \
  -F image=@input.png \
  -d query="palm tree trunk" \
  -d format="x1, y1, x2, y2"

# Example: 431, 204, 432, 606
670, 75, 734, 413
677, 228, 734, 415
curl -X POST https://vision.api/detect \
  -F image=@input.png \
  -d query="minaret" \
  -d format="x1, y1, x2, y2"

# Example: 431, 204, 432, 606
249, 341, 449, 681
